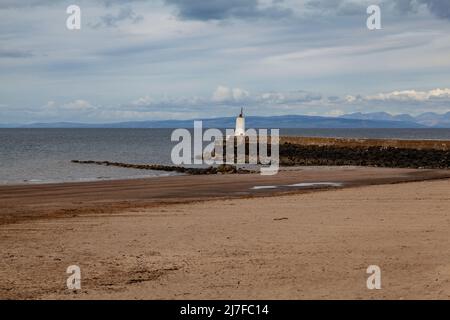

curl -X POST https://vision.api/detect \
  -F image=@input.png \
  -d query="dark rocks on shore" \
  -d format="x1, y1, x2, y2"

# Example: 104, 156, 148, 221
279, 143, 450, 169
71, 160, 254, 175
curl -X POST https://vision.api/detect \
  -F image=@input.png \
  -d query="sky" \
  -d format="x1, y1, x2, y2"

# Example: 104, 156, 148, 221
1, 0, 450, 123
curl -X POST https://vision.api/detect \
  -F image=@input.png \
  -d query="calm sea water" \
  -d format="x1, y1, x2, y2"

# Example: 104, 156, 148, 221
1, 128, 450, 185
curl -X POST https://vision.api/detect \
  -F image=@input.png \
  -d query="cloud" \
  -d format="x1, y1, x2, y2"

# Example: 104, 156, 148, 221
387, 0, 450, 20
43, 100, 95, 112
422, 0, 450, 20
126, 86, 326, 114
305, 0, 373, 16
62, 100, 94, 110
41, 87, 450, 119
326, 109, 345, 116
0, 49, 33, 58
101, 0, 147, 7
0, 0, 54, 9
365, 88, 450, 102
392, 0, 419, 13
341, 88, 450, 115
112, 87, 450, 120
92, 7, 143, 28
212, 85, 250, 103
389, 0, 450, 18
131, 96, 154, 106
0, 0, 146, 9
304, 0, 450, 20
163, 0, 292, 21
0, 100, 101, 123
258, 90, 323, 104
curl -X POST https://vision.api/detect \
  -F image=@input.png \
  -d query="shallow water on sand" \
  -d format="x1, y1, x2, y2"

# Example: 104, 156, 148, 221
251, 182, 343, 190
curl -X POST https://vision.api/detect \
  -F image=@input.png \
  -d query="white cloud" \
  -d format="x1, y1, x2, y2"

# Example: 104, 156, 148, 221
231, 87, 250, 101
344, 95, 357, 103
131, 95, 154, 106
211, 85, 249, 103
61, 100, 94, 111
326, 109, 345, 116
366, 88, 450, 102
212, 85, 232, 102
43, 100, 56, 109
40, 100, 95, 115
258, 90, 322, 104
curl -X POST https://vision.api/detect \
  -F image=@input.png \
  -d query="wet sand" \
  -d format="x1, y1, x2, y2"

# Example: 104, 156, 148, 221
1, 166, 450, 299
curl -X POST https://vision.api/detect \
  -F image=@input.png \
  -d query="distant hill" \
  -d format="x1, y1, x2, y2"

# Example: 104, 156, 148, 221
0, 114, 426, 129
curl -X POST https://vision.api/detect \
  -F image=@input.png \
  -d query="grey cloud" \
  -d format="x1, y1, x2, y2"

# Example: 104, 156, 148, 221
101, 0, 147, 7
423, 0, 450, 19
390, 0, 450, 19
392, 0, 419, 13
91, 7, 143, 28
305, 0, 371, 16
0, 0, 112, 9
164, 0, 292, 21
387, 0, 450, 20
0, 49, 33, 58
305, 0, 450, 20
0, 0, 144, 8
0, 0, 54, 9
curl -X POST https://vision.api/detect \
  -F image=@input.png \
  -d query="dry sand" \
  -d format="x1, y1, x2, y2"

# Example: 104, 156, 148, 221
1, 167, 450, 299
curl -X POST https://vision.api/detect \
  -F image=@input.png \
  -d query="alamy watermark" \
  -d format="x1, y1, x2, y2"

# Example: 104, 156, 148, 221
366, 265, 381, 290
66, 5, 81, 30
367, 5, 382, 30
66, 265, 81, 290
170, 121, 280, 175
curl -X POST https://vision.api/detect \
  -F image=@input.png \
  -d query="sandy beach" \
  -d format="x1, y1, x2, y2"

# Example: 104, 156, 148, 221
1, 166, 450, 299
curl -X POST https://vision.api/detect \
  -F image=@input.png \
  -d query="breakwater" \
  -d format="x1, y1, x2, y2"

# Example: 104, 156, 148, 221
279, 137, 450, 168
71, 160, 253, 175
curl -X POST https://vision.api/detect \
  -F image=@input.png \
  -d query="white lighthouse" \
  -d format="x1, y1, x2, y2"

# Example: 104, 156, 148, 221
235, 107, 245, 136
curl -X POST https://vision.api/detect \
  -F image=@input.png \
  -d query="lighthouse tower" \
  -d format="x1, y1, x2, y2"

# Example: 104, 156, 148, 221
235, 107, 245, 136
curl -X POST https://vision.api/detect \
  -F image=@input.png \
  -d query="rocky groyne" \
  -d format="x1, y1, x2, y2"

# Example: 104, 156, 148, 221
71, 160, 253, 175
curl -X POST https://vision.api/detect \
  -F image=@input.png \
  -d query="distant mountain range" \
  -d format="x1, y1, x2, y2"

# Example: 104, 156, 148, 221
1, 112, 450, 129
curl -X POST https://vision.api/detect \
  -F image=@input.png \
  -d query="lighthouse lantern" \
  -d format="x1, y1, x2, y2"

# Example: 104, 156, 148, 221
235, 107, 245, 136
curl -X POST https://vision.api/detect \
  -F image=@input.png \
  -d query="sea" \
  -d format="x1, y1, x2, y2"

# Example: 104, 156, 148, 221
1, 128, 450, 185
